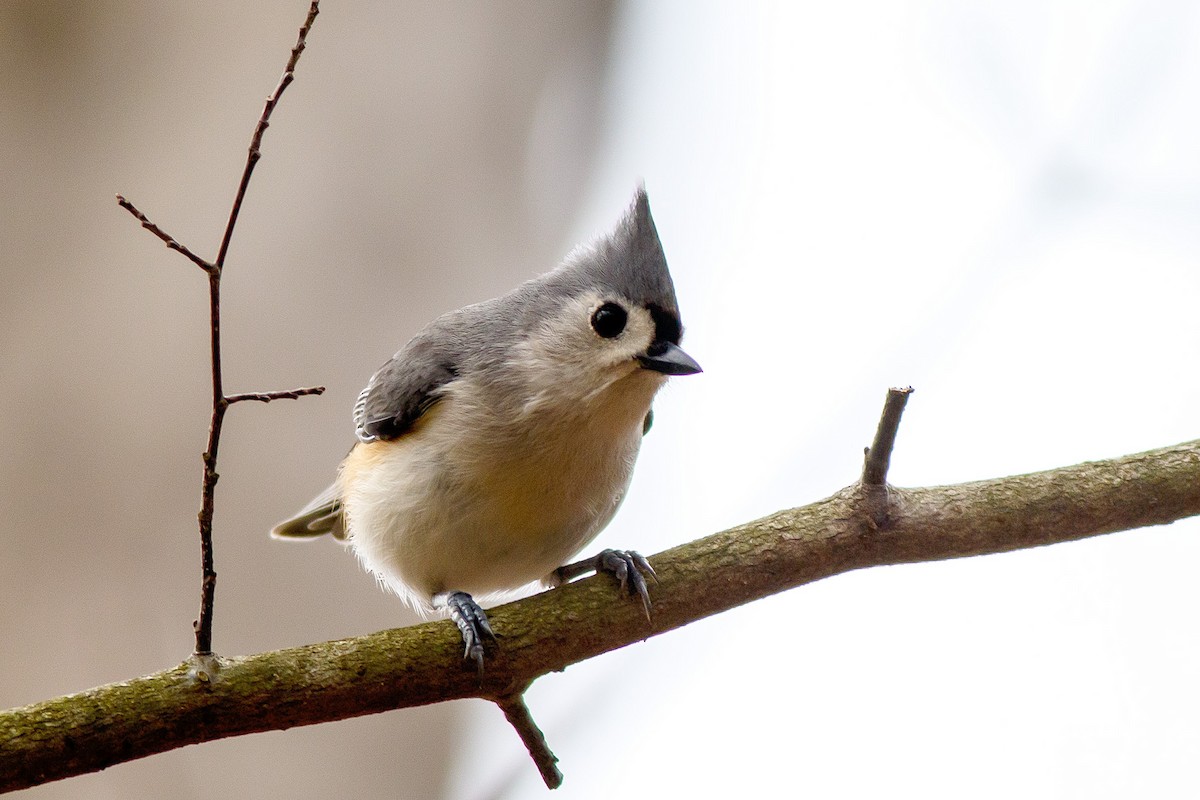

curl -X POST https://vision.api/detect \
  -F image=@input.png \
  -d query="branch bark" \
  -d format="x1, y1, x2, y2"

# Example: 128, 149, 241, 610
3, 435, 1198, 793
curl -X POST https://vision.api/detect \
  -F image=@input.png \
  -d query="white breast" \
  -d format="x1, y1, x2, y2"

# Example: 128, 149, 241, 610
338, 370, 662, 611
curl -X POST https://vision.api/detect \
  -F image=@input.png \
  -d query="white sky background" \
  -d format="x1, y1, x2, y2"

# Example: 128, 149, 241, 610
458, 2, 1200, 797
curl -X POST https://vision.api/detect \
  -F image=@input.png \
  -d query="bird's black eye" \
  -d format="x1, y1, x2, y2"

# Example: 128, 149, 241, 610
590, 302, 627, 339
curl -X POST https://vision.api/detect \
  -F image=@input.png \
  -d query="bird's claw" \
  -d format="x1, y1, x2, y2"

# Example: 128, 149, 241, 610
555, 548, 657, 619
445, 591, 495, 674
596, 549, 657, 620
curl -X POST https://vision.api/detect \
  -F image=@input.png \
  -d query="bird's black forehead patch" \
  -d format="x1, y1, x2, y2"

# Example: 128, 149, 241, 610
647, 303, 682, 344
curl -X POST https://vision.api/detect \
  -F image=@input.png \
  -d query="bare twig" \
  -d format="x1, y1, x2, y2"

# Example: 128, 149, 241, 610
195, 270, 224, 656
114, 195, 212, 272
116, 0, 322, 657
495, 691, 563, 790
226, 386, 326, 405
862, 386, 913, 486
215, 0, 319, 272
3, 427, 1199, 792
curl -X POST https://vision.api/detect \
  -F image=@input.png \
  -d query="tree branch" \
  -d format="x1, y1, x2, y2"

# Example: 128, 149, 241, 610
115, 0, 322, 657
496, 690, 563, 790
3, 433, 1198, 793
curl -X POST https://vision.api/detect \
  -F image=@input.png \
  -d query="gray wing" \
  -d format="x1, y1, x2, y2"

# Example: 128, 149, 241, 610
271, 335, 455, 538
273, 314, 473, 541
354, 317, 465, 442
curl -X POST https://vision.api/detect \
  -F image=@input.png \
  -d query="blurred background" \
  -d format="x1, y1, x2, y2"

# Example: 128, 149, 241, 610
2, 1, 1199, 797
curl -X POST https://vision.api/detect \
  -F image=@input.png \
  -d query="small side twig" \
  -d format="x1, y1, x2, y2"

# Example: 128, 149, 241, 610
115, 195, 211, 272
496, 691, 563, 790
862, 386, 914, 486
226, 386, 326, 405
117, 0, 322, 657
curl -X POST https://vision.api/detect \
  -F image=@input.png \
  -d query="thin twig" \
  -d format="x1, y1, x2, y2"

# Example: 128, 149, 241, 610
196, 0, 321, 656
115, 195, 213, 272
862, 386, 914, 486
496, 691, 563, 790
214, 1, 319, 271
117, 1, 323, 657
226, 386, 326, 405
195, 271, 224, 655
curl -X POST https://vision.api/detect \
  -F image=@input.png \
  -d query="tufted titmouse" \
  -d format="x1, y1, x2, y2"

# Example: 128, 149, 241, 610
271, 188, 700, 668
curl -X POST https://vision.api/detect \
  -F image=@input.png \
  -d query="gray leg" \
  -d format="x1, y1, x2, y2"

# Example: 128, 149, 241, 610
442, 591, 495, 673
554, 549, 657, 619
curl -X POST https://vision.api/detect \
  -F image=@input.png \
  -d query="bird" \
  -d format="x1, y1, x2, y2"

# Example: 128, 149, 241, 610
271, 188, 701, 670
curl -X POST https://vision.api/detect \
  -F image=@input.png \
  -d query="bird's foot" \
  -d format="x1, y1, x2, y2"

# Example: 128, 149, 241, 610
555, 549, 657, 620
443, 591, 495, 674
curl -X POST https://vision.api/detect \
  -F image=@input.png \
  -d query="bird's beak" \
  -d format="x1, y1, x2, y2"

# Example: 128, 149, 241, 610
637, 342, 702, 376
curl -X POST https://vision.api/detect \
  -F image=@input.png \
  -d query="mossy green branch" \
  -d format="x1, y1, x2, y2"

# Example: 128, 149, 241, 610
3, 437, 1199, 793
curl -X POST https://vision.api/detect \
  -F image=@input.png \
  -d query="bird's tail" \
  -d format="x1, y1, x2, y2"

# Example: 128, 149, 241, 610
270, 482, 346, 540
